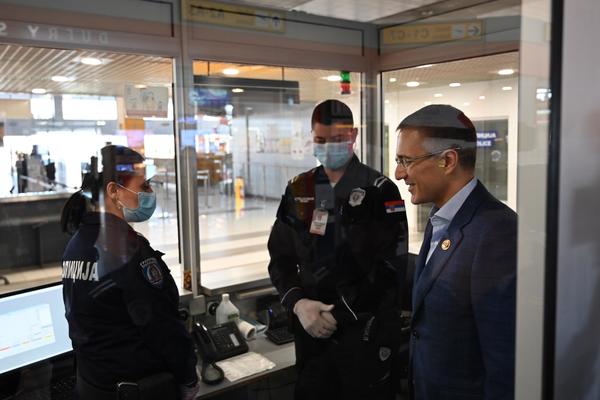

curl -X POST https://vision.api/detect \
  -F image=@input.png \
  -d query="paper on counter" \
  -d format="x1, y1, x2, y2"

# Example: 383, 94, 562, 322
215, 352, 276, 382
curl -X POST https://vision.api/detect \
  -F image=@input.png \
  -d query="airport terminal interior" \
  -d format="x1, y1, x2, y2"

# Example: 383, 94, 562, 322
1, 0, 598, 399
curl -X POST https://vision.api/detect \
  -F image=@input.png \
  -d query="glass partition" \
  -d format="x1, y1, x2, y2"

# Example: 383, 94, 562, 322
190, 61, 362, 292
0, 45, 177, 294
382, 52, 519, 253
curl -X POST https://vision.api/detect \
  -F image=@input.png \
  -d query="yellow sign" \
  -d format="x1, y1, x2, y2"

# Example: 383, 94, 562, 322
382, 21, 483, 45
184, 0, 285, 33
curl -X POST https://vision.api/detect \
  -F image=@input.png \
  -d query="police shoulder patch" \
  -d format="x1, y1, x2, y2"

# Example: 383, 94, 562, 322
140, 257, 163, 288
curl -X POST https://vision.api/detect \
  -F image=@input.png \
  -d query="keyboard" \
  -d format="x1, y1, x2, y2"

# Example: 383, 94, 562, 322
265, 326, 294, 345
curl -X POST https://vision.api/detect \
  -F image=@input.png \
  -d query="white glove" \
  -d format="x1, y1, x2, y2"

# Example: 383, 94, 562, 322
180, 380, 200, 400
293, 299, 337, 339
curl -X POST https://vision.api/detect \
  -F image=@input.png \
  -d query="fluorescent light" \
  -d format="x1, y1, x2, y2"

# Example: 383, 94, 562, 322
384, 99, 390, 104
406, 81, 420, 87
81, 57, 102, 66
463, 102, 470, 106
51, 75, 74, 82
433, 93, 443, 98
222, 68, 239, 76
449, 82, 461, 87
479, 95, 486, 100
424, 101, 432, 105
502, 86, 513, 91
31, 88, 47, 94
416, 64, 433, 69
389, 77, 397, 83
134, 84, 147, 89
231, 88, 244, 93
498, 68, 515, 76
326, 75, 341, 82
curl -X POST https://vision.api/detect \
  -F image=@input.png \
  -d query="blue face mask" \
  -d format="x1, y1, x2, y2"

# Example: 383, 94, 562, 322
118, 185, 157, 223
313, 141, 354, 170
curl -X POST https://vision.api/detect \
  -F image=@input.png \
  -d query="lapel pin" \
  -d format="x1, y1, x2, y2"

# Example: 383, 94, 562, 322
441, 239, 451, 251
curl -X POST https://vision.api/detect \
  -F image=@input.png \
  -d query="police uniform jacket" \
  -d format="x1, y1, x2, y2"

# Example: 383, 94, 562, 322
268, 155, 409, 333
62, 212, 197, 389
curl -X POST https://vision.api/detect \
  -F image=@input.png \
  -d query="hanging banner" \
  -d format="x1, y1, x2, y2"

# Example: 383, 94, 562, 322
124, 85, 169, 118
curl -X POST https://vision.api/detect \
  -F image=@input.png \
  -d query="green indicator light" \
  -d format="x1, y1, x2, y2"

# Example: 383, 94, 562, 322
340, 71, 351, 83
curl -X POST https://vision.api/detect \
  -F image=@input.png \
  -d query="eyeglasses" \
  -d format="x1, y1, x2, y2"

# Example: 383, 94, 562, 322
395, 148, 459, 169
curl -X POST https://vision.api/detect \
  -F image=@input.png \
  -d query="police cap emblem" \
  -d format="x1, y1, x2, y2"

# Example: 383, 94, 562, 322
140, 258, 163, 288
348, 188, 366, 207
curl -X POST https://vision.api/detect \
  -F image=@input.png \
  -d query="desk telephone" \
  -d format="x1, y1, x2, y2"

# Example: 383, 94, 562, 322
193, 321, 249, 362
193, 321, 249, 385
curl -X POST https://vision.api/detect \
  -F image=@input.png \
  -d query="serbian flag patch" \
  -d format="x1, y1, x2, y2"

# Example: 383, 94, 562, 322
384, 200, 405, 214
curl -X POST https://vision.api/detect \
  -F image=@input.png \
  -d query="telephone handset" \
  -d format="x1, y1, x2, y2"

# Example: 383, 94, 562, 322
193, 321, 249, 362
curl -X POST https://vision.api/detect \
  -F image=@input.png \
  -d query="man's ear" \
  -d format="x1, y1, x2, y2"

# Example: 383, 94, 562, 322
441, 150, 460, 174
351, 127, 359, 143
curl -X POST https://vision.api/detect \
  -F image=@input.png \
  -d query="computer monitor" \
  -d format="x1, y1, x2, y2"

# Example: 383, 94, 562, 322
0, 283, 72, 375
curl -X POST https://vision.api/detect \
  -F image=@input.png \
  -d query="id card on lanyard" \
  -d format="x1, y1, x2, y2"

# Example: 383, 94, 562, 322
310, 208, 329, 236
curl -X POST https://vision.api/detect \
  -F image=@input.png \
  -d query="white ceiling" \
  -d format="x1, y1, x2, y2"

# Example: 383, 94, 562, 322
223, 0, 442, 23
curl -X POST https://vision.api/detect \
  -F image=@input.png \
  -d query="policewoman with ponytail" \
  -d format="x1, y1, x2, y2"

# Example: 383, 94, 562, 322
61, 145, 199, 400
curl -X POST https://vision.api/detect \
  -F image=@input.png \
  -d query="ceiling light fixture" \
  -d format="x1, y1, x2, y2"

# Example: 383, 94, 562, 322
134, 84, 147, 89
51, 75, 74, 82
232, 88, 244, 93
498, 68, 515, 76
81, 57, 102, 66
449, 82, 461, 87
416, 64, 433, 69
502, 86, 513, 91
31, 88, 47, 94
406, 81, 420, 87
463, 102, 470, 106
479, 95, 486, 100
389, 77, 397, 83
222, 68, 240, 76
326, 75, 342, 82
434, 93, 443, 98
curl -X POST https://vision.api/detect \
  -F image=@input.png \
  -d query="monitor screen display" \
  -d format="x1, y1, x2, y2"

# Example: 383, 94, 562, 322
0, 284, 72, 375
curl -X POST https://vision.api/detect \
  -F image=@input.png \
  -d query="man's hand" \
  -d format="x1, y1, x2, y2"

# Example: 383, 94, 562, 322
294, 299, 337, 338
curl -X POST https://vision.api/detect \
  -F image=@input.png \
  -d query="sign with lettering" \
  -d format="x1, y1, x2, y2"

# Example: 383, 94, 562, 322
184, 0, 285, 33
477, 131, 498, 148
0, 20, 110, 45
382, 21, 483, 45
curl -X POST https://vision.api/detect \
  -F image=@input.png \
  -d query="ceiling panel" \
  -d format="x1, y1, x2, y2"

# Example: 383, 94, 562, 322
0, 45, 173, 97
384, 52, 519, 92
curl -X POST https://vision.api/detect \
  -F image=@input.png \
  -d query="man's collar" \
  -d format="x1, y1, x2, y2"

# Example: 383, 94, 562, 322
430, 177, 478, 223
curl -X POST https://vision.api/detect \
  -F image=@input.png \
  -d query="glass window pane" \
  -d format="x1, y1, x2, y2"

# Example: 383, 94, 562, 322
191, 61, 362, 293
0, 45, 177, 295
383, 52, 518, 253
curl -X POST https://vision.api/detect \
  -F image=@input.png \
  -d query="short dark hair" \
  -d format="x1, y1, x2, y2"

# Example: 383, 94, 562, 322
397, 104, 477, 169
311, 99, 354, 127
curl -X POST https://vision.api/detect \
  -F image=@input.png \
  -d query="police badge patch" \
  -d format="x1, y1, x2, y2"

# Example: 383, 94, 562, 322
140, 258, 163, 288
379, 346, 391, 362
349, 188, 366, 207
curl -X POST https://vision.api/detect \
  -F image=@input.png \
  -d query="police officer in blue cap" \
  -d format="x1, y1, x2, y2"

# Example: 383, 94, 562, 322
61, 145, 199, 400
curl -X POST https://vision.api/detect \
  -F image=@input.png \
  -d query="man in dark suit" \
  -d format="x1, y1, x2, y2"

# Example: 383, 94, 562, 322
394, 104, 516, 400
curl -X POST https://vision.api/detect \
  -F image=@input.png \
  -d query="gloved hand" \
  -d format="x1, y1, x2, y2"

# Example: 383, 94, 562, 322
293, 299, 337, 339
180, 380, 200, 400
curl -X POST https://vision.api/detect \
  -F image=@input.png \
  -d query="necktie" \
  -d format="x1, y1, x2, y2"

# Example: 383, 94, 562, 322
415, 221, 433, 283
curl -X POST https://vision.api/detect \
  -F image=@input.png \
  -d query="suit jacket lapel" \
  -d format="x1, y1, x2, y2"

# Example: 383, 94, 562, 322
412, 182, 490, 317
